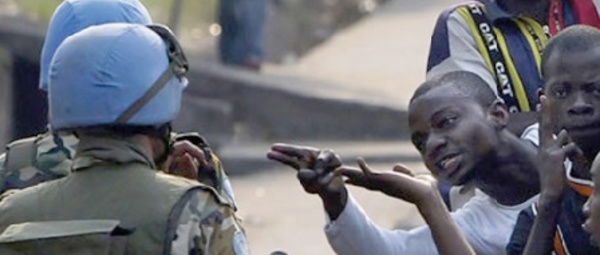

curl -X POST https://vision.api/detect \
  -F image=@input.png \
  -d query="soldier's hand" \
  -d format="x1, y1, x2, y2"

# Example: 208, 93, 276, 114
537, 95, 584, 202
337, 158, 438, 206
165, 140, 208, 180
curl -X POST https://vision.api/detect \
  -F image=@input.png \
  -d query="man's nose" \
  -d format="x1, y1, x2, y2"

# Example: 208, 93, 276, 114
568, 93, 594, 116
425, 133, 447, 159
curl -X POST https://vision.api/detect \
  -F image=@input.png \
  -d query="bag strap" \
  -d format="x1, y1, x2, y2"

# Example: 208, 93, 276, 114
457, 3, 525, 112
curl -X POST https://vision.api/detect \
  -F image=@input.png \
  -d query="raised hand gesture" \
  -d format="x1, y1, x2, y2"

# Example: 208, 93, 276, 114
537, 95, 583, 201
338, 158, 475, 255
267, 143, 347, 219
336, 158, 438, 206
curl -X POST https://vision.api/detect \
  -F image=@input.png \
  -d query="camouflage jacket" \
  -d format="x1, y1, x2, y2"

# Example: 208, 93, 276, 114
0, 130, 237, 207
0, 136, 249, 255
172, 189, 249, 255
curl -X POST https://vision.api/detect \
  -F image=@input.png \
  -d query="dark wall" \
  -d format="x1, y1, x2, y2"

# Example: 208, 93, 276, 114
0, 16, 47, 142
11, 55, 47, 139
0, 49, 12, 149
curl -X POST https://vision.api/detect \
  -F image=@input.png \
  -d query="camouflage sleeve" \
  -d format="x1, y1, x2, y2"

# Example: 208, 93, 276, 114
170, 190, 250, 255
207, 153, 237, 209
0, 132, 77, 194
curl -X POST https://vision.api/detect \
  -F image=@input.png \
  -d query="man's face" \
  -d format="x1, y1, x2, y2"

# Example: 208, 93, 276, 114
583, 157, 600, 246
543, 48, 600, 156
408, 86, 500, 185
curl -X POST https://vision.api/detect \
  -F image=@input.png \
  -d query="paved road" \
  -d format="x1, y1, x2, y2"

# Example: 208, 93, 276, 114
265, 0, 462, 109
231, 162, 429, 255
230, 0, 466, 253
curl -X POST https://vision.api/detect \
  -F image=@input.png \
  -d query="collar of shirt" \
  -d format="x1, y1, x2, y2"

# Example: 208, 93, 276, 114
72, 135, 156, 171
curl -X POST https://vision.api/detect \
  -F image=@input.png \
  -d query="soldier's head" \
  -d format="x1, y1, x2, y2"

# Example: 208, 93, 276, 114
40, 0, 152, 91
541, 25, 600, 161
409, 71, 509, 185
48, 23, 188, 165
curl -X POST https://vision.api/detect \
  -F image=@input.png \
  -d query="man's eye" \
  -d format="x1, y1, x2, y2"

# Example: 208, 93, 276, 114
438, 116, 457, 129
552, 87, 568, 98
592, 84, 600, 97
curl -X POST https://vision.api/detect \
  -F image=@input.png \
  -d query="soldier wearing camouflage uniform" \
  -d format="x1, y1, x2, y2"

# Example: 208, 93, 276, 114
0, 23, 249, 254
0, 0, 237, 206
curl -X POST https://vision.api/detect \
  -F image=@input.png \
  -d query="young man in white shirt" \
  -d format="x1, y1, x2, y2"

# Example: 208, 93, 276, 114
267, 71, 540, 255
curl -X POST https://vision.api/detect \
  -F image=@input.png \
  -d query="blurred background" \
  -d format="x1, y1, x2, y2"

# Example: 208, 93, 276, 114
0, 0, 460, 253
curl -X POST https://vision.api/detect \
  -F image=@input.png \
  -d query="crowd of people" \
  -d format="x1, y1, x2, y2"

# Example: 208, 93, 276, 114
1, 0, 600, 254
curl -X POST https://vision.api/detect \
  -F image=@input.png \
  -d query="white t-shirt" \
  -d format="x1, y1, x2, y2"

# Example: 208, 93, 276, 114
448, 123, 539, 211
325, 192, 538, 255
324, 124, 541, 255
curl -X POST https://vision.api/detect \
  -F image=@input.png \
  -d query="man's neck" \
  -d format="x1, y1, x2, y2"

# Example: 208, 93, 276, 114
497, 0, 550, 24
473, 132, 540, 206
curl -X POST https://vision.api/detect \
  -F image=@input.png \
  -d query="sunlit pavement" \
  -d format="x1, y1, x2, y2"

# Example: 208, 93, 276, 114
232, 0, 462, 253
231, 162, 428, 255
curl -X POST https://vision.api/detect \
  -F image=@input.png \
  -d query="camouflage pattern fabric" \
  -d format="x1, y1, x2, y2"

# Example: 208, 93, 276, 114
171, 190, 249, 255
201, 151, 237, 208
0, 132, 76, 193
0, 135, 249, 255
0, 131, 237, 207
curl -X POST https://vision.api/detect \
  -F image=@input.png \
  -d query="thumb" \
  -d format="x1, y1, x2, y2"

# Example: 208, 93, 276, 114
393, 163, 414, 176
356, 157, 373, 175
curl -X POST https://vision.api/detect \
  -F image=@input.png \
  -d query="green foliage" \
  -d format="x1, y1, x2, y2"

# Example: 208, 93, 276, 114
14, 0, 218, 27
14, 0, 62, 22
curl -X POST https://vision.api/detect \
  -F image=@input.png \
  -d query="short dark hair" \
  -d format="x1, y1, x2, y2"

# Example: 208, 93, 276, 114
542, 25, 600, 78
411, 71, 498, 109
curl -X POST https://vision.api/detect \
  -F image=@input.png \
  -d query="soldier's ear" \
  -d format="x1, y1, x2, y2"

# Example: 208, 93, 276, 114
487, 100, 509, 129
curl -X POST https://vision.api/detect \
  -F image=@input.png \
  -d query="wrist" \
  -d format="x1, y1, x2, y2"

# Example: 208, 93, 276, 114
417, 190, 446, 214
320, 188, 348, 221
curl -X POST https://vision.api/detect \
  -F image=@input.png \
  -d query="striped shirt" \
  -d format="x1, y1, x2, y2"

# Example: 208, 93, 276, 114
427, 0, 600, 112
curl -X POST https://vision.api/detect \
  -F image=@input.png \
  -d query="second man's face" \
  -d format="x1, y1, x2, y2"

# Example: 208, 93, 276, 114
543, 48, 600, 156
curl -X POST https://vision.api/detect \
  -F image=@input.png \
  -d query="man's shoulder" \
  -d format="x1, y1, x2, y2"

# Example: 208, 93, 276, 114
173, 187, 247, 255
435, 1, 482, 23
0, 132, 78, 193
454, 191, 538, 219
154, 171, 233, 209
178, 188, 235, 219
0, 180, 59, 220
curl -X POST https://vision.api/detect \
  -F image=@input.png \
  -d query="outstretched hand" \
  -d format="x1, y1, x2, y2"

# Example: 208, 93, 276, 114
267, 143, 346, 196
336, 158, 439, 206
267, 143, 348, 219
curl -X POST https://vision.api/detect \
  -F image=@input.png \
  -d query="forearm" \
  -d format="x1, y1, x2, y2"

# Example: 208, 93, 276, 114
326, 195, 438, 255
522, 197, 562, 255
418, 194, 476, 255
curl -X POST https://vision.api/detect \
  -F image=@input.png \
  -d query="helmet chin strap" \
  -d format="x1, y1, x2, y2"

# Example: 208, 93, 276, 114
115, 61, 177, 124
115, 24, 188, 125
152, 123, 173, 168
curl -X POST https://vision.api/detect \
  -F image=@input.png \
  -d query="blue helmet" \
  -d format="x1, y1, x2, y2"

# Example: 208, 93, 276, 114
48, 23, 188, 130
40, 0, 152, 91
